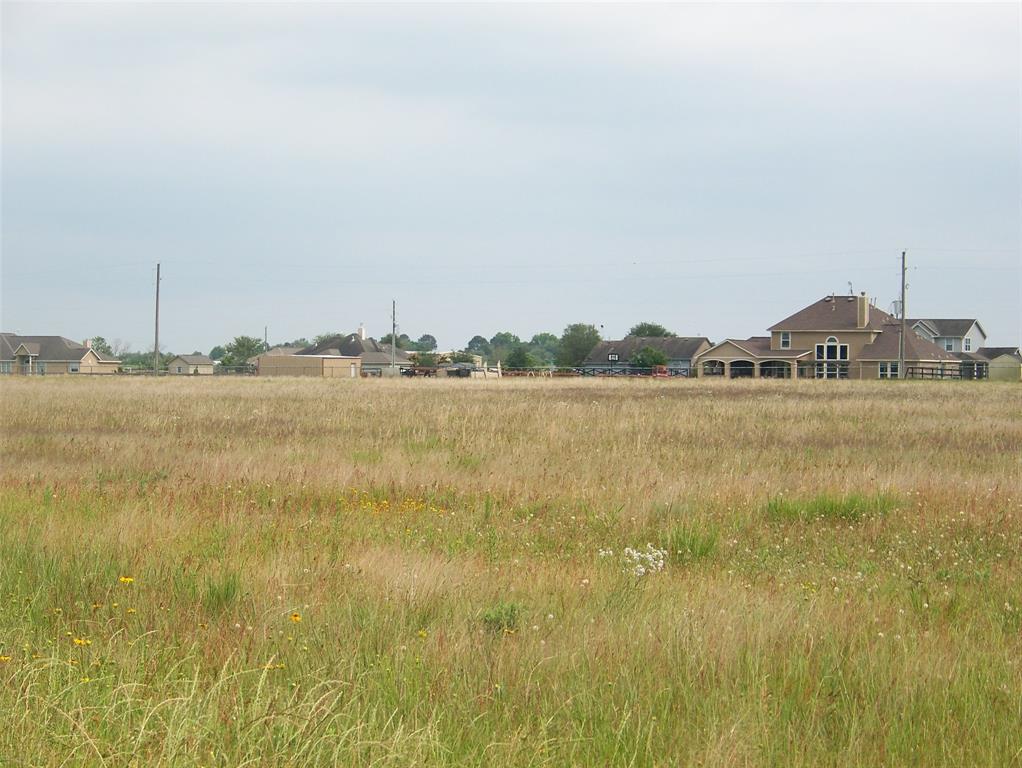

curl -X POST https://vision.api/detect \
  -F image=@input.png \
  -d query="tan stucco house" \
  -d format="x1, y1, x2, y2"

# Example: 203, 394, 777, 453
256, 353, 362, 378
167, 354, 215, 375
0, 334, 120, 375
693, 294, 960, 379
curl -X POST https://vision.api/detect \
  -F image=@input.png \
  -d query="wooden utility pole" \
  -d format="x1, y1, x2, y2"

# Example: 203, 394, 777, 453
898, 250, 907, 379
390, 300, 397, 372
153, 262, 161, 376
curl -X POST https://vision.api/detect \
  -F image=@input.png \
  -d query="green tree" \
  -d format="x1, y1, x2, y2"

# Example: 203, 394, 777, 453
450, 351, 478, 364
628, 322, 675, 337
505, 345, 537, 369
89, 336, 113, 355
380, 333, 411, 349
630, 346, 669, 369
416, 334, 438, 352
221, 336, 266, 367
314, 332, 343, 346
489, 332, 520, 363
414, 352, 438, 367
209, 345, 226, 361
556, 324, 601, 366
466, 335, 492, 358
528, 332, 560, 365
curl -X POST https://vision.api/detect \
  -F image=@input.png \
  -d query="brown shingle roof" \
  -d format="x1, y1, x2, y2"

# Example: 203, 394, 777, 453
0, 333, 120, 363
858, 324, 959, 362
172, 354, 212, 365
697, 337, 811, 359
767, 295, 893, 332
299, 334, 411, 365
906, 319, 981, 338
583, 336, 711, 364
978, 346, 1021, 361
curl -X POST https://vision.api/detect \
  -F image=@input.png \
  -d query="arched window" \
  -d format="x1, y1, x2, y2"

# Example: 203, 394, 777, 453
815, 336, 849, 378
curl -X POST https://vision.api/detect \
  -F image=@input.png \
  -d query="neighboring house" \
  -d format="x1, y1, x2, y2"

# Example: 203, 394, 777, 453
0, 333, 120, 375
295, 332, 412, 375
908, 318, 987, 354
978, 347, 1022, 382
256, 353, 361, 378
167, 354, 214, 375
246, 346, 304, 366
693, 293, 959, 379
582, 336, 712, 375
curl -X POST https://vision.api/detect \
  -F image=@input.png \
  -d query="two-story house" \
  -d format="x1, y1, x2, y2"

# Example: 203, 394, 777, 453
908, 319, 987, 354
692, 294, 959, 379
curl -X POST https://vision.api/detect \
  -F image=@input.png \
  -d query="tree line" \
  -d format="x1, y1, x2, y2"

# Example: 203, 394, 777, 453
90, 321, 677, 370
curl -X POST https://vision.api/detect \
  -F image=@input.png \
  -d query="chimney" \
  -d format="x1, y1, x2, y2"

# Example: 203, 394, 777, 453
83, 338, 92, 349
857, 292, 869, 328
357, 323, 366, 340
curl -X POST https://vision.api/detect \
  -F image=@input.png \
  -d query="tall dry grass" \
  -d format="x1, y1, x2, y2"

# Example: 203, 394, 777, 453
0, 377, 1020, 766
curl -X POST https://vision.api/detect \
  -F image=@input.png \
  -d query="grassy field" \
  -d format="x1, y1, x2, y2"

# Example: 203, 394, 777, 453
0, 376, 1020, 767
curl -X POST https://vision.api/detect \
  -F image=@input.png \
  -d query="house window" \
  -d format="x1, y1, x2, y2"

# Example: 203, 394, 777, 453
0, 361, 11, 374
879, 362, 899, 379
943, 340, 953, 352
814, 337, 848, 379
607, 353, 619, 362
176, 366, 184, 374
36, 362, 47, 375
964, 338, 972, 352
780, 332, 791, 349
68, 362, 80, 373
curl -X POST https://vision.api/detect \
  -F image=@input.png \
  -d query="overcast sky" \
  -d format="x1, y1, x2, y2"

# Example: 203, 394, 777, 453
2, 2, 1019, 353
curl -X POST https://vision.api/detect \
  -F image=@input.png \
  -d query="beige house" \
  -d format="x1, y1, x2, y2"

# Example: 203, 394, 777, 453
693, 294, 959, 379
167, 354, 214, 375
295, 332, 412, 375
256, 354, 361, 378
979, 347, 1022, 382
0, 334, 120, 375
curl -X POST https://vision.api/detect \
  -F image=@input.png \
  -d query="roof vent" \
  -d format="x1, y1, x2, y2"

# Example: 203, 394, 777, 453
824, 296, 833, 303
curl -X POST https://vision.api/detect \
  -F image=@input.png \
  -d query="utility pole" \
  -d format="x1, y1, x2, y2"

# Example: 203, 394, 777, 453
264, 325, 268, 349
153, 262, 161, 376
898, 250, 907, 379
391, 300, 397, 372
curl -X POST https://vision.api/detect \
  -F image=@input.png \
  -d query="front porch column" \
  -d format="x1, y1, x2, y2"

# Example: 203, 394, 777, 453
790, 361, 797, 379
723, 361, 731, 378
753, 362, 760, 378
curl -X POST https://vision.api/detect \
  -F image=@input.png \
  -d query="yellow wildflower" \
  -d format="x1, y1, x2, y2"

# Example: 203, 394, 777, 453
118, 576, 134, 585
0, 656, 11, 663
289, 612, 301, 623
126, 608, 137, 614
72, 638, 91, 646
417, 629, 428, 639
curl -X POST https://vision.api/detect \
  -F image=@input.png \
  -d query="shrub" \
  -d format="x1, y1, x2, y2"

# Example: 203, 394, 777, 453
482, 602, 521, 634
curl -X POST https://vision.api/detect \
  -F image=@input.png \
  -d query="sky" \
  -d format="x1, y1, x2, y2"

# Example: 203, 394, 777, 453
2, 2, 1020, 353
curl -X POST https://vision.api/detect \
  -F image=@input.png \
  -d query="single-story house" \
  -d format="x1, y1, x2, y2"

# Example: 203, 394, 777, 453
693, 294, 960, 379
256, 353, 361, 378
167, 354, 214, 375
295, 332, 412, 376
0, 334, 120, 375
246, 346, 305, 366
978, 347, 1022, 382
582, 336, 712, 375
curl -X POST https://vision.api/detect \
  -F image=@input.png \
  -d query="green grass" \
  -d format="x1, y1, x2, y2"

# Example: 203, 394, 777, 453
0, 377, 1020, 766
764, 492, 901, 522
